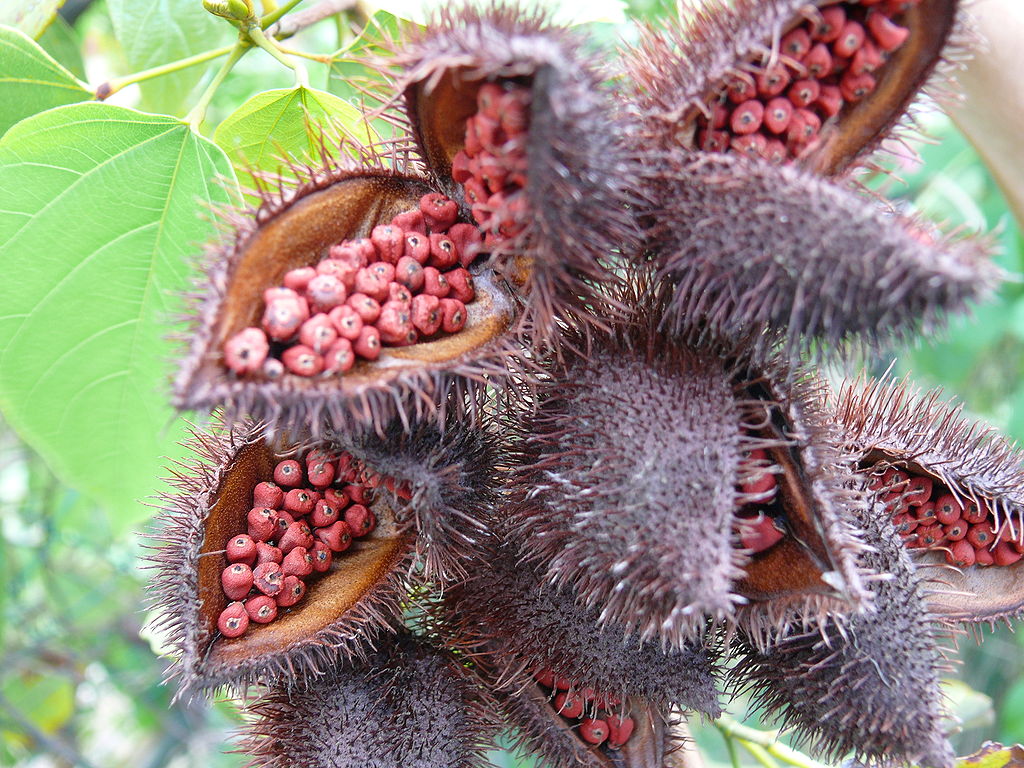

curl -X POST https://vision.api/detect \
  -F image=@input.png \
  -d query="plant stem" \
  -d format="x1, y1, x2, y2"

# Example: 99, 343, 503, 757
714, 718, 832, 768
185, 42, 250, 131
739, 740, 781, 768
95, 44, 235, 100
248, 24, 309, 86
261, 0, 306, 28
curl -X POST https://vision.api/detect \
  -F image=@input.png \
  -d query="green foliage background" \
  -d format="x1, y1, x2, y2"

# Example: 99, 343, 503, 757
1, 0, 1022, 766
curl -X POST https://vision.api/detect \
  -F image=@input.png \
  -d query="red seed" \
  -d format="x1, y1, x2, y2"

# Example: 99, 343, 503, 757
440, 298, 467, 333
274, 460, 303, 488
741, 465, 776, 499
730, 100, 764, 135
788, 79, 821, 109
371, 224, 405, 264
698, 129, 730, 152
316, 520, 353, 552
944, 520, 968, 542
282, 345, 324, 377
227, 534, 257, 565
263, 286, 302, 305
255, 541, 282, 564
317, 258, 359, 290
726, 76, 756, 104
388, 283, 412, 307
840, 71, 876, 102
218, 602, 249, 637
307, 460, 336, 489
816, 84, 843, 117
423, 267, 451, 298
851, 40, 884, 75
327, 244, 369, 270
253, 481, 284, 509
731, 134, 767, 159
756, 66, 791, 98
781, 27, 811, 59
262, 298, 308, 341
914, 502, 938, 524
975, 545, 995, 565
763, 139, 787, 163
393, 256, 425, 293
221, 563, 254, 601
245, 595, 278, 624
606, 715, 635, 748
420, 193, 459, 231
814, 6, 846, 42
345, 484, 369, 504
916, 525, 943, 548
347, 294, 381, 324
353, 268, 389, 303
447, 223, 483, 268
787, 108, 821, 143
283, 488, 313, 516
253, 562, 284, 596
803, 43, 833, 77
247, 507, 278, 542
344, 504, 374, 537
579, 719, 609, 746
763, 97, 794, 134
273, 510, 296, 537
738, 513, 785, 553
499, 90, 529, 135
354, 325, 381, 360
279, 521, 314, 553
410, 293, 443, 336
428, 234, 459, 269
310, 500, 340, 528
391, 208, 426, 235
403, 232, 431, 265
446, 268, 475, 304
553, 692, 584, 719
993, 542, 1023, 566
368, 261, 396, 285
478, 153, 508, 194
282, 546, 314, 578
275, 575, 307, 607
946, 539, 976, 568
224, 327, 269, 374
893, 513, 918, 536
283, 266, 317, 292
963, 498, 989, 525
324, 487, 349, 508
311, 541, 333, 572
553, 675, 572, 691
299, 314, 338, 355
966, 523, 996, 549
867, 11, 910, 51
323, 338, 355, 374
451, 150, 473, 183
833, 20, 865, 58
933, 494, 962, 524
307, 274, 347, 313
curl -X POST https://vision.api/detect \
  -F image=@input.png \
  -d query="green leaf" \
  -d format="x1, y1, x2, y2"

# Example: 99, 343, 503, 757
107, 0, 230, 116
327, 10, 403, 107
0, 103, 237, 533
0, 0, 63, 38
0, 25, 91, 137
37, 13, 86, 81
956, 742, 1024, 768
0, 673, 75, 737
214, 85, 374, 184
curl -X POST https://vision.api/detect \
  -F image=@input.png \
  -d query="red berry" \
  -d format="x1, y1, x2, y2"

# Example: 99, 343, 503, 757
218, 602, 249, 638
226, 534, 257, 565
946, 539, 975, 568
316, 520, 353, 552
579, 718, 609, 746
440, 298, 467, 333
276, 575, 307, 607
247, 507, 278, 542
224, 327, 269, 374
253, 481, 284, 509
253, 562, 284, 596
344, 504, 375, 537
245, 594, 278, 624
606, 715, 635, 748
221, 563, 254, 601
553, 692, 584, 719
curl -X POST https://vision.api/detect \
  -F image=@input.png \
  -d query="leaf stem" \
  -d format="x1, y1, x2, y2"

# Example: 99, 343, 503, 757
713, 718, 832, 768
95, 44, 235, 100
261, 0, 306, 28
248, 24, 309, 87
185, 42, 250, 131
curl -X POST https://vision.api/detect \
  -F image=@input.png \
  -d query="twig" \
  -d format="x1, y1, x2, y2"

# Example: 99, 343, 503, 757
270, 0, 358, 37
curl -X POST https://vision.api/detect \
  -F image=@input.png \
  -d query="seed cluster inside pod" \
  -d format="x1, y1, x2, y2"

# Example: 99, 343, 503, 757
451, 81, 530, 246
222, 193, 481, 378
217, 448, 405, 639
870, 465, 1024, 568
733, 445, 786, 555
694, 0, 918, 162
532, 669, 635, 750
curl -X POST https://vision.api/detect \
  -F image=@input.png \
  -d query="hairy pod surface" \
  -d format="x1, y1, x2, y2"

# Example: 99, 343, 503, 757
834, 376, 1024, 623
383, 5, 642, 343
733, 493, 955, 768
506, 315, 868, 647
173, 147, 527, 437
240, 633, 497, 768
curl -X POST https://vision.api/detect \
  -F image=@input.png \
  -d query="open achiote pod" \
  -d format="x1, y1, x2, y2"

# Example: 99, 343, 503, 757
239, 632, 498, 768
173, 143, 524, 436
378, 5, 641, 343
434, 540, 721, 768
504, 298, 869, 648
147, 410, 500, 696
833, 375, 1024, 624
731, 492, 956, 768
622, 0, 997, 358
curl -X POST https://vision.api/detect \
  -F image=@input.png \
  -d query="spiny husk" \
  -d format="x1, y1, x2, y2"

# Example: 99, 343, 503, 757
239, 632, 498, 768
646, 151, 998, 360
438, 540, 722, 718
834, 375, 1024, 623
732, 493, 956, 768
505, 302, 869, 647
172, 138, 525, 438
145, 418, 413, 698
379, 4, 642, 345
621, 0, 970, 175
325, 410, 505, 582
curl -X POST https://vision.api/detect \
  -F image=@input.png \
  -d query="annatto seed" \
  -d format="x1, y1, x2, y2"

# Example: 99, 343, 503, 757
388, 282, 413, 305
395, 256, 426, 292
447, 223, 483, 267
247, 507, 278, 542
307, 460, 336, 488
440, 298, 468, 333
377, 301, 415, 345
392, 207, 426, 235
282, 345, 323, 377
914, 502, 938, 523
324, 487, 349, 508
892, 513, 918, 536
218, 602, 249, 638
606, 715, 635, 748
840, 70, 876, 102
534, 668, 556, 688
420, 193, 459, 231
738, 513, 785, 553
282, 546, 314, 578
253, 562, 284, 596
966, 524, 996, 549
428, 234, 458, 270
756, 65, 790, 97
224, 327, 269, 374
816, 84, 843, 117
329, 305, 364, 340
787, 79, 820, 108
255, 541, 283, 564
344, 504, 374, 537
263, 297, 308, 341
445, 268, 475, 304
279, 521, 314, 553
763, 97, 793, 134
316, 520, 353, 552
814, 6, 845, 42
833, 20, 866, 57
226, 534, 257, 565
324, 338, 355, 374
963, 498, 989, 524
354, 326, 381, 360
943, 520, 968, 541
311, 541, 333, 572
579, 718, 610, 746
975, 546, 995, 565
284, 488, 316, 516
347, 293, 381, 324
993, 542, 1023, 566
730, 100, 764, 135
371, 224, 404, 264
803, 42, 832, 77
851, 40, 884, 76
353, 268, 389, 303
276, 574, 307, 607
253, 480, 284, 509
403, 232, 430, 265
310, 500, 340, 528
283, 266, 317, 292
274, 510, 295, 536
274, 459, 304, 488
553, 692, 584, 719
916, 525, 942, 548
221, 563, 254, 601
946, 539, 976, 568
866, 11, 910, 51
245, 594, 278, 624
299, 314, 338, 354
328, 243, 369, 269
422, 267, 451, 298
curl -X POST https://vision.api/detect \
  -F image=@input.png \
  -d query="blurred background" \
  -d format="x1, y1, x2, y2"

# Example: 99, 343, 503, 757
2, 0, 1023, 765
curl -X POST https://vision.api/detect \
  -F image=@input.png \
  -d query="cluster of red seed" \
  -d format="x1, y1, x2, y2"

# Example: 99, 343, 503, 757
222, 194, 480, 378
216, 449, 397, 639
533, 669, 635, 749
878, 467, 1024, 568
734, 447, 785, 554
451, 81, 529, 244
695, 0, 919, 163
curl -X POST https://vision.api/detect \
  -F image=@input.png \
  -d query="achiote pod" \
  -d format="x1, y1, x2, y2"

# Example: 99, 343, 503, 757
240, 633, 498, 768
622, 0, 998, 359
732, 492, 956, 768
436, 541, 720, 768
834, 375, 1024, 624
505, 305, 869, 648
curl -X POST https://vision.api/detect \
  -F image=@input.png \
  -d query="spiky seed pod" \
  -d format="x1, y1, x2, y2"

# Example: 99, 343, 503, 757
648, 151, 998, 359
326, 412, 504, 581
732, 493, 955, 768
834, 375, 1024, 623
622, 0, 967, 175
438, 541, 722, 719
146, 419, 415, 697
380, 5, 642, 345
240, 633, 497, 768
172, 142, 526, 437
506, 309, 868, 648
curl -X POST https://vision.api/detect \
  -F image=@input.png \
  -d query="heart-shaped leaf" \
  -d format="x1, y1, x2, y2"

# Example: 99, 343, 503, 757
0, 0, 63, 38
0, 25, 91, 136
0, 103, 237, 532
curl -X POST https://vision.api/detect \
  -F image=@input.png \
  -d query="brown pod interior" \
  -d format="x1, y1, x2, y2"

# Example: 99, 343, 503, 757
209, 175, 514, 384
195, 439, 413, 666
